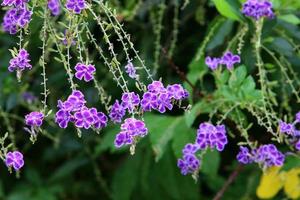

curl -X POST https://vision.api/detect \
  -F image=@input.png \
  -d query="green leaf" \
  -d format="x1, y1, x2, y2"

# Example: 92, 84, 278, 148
94, 125, 122, 155
229, 65, 247, 89
184, 101, 214, 127
212, 0, 243, 21
201, 150, 220, 177
49, 157, 88, 182
112, 151, 142, 200
281, 156, 300, 171
207, 20, 234, 51
270, 37, 294, 57
154, 148, 200, 200
279, 14, 300, 25
0, 181, 4, 198
241, 76, 255, 93
146, 114, 182, 161
172, 118, 196, 158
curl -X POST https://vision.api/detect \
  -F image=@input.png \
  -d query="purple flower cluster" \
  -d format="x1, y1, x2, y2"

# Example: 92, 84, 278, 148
237, 144, 285, 168
1, 0, 28, 7
109, 80, 189, 124
205, 51, 240, 71
242, 0, 274, 20
114, 118, 148, 148
1, 0, 32, 34
65, 0, 86, 14
48, 0, 61, 16
55, 90, 107, 130
177, 143, 201, 175
109, 100, 125, 123
196, 122, 228, 151
25, 111, 44, 127
121, 92, 140, 113
141, 81, 188, 113
74, 63, 96, 82
8, 49, 32, 72
5, 151, 24, 171
236, 146, 252, 164
125, 62, 137, 79
279, 112, 300, 151
178, 122, 227, 176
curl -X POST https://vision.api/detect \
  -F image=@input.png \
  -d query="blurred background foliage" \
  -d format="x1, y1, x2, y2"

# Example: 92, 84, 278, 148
0, 0, 300, 199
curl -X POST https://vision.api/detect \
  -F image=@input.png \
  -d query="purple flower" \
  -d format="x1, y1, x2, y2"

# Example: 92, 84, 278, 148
22, 92, 37, 103
5, 151, 24, 171
74, 63, 96, 82
1, 0, 29, 7
237, 146, 253, 164
210, 125, 228, 151
141, 81, 189, 113
295, 140, 300, 151
205, 56, 220, 70
8, 49, 32, 72
221, 51, 241, 70
120, 118, 148, 137
167, 84, 189, 100
147, 81, 165, 93
58, 90, 86, 112
90, 108, 108, 129
25, 111, 44, 127
114, 118, 148, 148
196, 122, 228, 151
295, 112, 300, 122
279, 121, 294, 135
65, 0, 86, 14
157, 93, 173, 113
55, 109, 72, 128
242, 0, 274, 20
48, 0, 61, 16
121, 92, 140, 113
74, 108, 94, 129
109, 100, 126, 123
177, 143, 201, 175
237, 144, 285, 168
2, 7, 32, 35
114, 132, 132, 148
125, 62, 137, 79
255, 144, 285, 167
141, 92, 158, 111
182, 143, 200, 155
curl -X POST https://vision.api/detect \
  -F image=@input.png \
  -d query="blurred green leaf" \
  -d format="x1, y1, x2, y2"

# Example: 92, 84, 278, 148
146, 114, 181, 161
279, 14, 300, 25
49, 157, 88, 182
185, 101, 214, 127
0, 181, 4, 198
212, 0, 243, 21
112, 151, 142, 200
270, 37, 294, 57
172, 118, 196, 158
201, 150, 220, 177
207, 20, 234, 51
281, 156, 300, 171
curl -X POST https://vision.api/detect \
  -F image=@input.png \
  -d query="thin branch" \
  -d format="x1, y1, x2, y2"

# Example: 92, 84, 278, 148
213, 164, 243, 200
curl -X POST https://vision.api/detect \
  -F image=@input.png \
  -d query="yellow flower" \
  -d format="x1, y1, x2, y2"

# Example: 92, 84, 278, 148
256, 166, 300, 199
284, 168, 300, 199
256, 166, 284, 199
